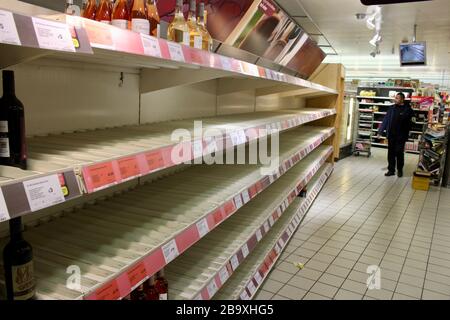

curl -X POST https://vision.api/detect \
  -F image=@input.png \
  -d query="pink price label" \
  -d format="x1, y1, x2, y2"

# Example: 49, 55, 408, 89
146, 151, 165, 172
118, 156, 140, 181
127, 262, 147, 290
83, 162, 117, 192
91, 280, 121, 300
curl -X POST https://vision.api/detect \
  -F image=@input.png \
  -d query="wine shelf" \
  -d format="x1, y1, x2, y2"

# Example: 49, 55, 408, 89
0, 128, 333, 300
0, 108, 335, 223
165, 157, 332, 300
213, 164, 332, 300
0, 9, 337, 97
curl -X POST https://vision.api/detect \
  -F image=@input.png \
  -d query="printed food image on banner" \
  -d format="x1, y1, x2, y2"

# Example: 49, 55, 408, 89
155, 0, 325, 79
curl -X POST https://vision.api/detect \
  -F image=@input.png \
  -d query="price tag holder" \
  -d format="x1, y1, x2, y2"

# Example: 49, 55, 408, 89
274, 243, 281, 254
234, 194, 243, 209
141, 34, 162, 58
247, 281, 257, 295
0, 10, 21, 45
32, 17, 75, 52
162, 239, 179, 264
254, 272, 263, 285
0, 189, 10, 222
219, 267, 229, 284
220, 56, 233, 71
241, 190, 250, 204
256, 229, 263, 242
23, 175, 65, 212
230, 255, 239, 271
240, 291, 249, 300
269, 215, 275, 227
241, 243, 250, 258
206, 280, 218, 298
196, 218, 209, 238
167, 42, 185, 62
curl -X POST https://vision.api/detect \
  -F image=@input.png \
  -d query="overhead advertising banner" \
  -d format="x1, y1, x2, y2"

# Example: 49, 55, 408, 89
156, 0, 325, 79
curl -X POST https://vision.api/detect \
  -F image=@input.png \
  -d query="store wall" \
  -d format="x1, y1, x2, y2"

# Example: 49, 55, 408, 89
140, 81, 218, 123
2, 60, 140, 136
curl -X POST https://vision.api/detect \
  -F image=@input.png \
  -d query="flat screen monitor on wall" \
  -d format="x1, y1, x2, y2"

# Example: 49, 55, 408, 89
399, 42, 427, 66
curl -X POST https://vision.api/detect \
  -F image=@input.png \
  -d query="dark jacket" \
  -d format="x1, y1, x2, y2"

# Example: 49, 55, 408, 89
378, 104, 413, 142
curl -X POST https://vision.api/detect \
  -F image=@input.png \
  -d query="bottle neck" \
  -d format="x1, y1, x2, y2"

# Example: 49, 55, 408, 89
188, 11, 196, 23
9, 218, 24, 242
197, 14, 205, 26
175, 1, 183, 17
2, 73, 15, 96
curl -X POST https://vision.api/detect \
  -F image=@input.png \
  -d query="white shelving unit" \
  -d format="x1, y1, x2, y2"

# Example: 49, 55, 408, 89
214, 164, 332, 300
0, 1, 342, 300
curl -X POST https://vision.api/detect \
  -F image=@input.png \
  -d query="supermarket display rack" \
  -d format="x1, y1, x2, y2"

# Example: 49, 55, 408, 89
0, 132, 334, 300
214, 164, 332, 300
417, 125, 449, 186
356, 85, 421, 154
353, 108, 373, 157
165, 147, 332, 300
0, 1, 343, 301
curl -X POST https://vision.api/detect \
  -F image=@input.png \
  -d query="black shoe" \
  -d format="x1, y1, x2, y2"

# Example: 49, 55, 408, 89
398, 171, 403, 177
385, 171, 395, 176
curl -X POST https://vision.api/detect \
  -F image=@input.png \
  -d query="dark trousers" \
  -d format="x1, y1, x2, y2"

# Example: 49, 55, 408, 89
387, 137, 405, 173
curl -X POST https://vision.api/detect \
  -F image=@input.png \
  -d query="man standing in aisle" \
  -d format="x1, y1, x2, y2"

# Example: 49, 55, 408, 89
378, 92, 413, 177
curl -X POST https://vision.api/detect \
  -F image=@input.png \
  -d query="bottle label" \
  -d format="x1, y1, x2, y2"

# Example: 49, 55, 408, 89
0, 121, 8, 133
183, 31, 190, 46
159, 293, 168, 300
173, 29, 184, 44
194, 35, 202, 49
157, 24, 160, 38
0, 137, 10, 157
12, 261, 35, 300
112, 19, 128, 29
132, 18, 150, 35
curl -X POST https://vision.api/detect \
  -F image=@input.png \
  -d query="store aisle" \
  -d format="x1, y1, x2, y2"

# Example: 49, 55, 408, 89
255, 149, 450, 300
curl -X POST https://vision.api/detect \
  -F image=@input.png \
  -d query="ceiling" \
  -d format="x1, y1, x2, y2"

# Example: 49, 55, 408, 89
277, 0, 450, 87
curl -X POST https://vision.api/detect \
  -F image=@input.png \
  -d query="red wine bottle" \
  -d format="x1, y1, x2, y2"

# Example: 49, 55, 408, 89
0, 70, 27, 170
3, 217, 35, 300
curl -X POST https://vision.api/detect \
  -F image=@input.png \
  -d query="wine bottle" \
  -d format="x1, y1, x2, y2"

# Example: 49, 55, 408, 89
96, 0, 112, 24
3, 217, 35, 300
154, 269, 168, 300
187, 0, 201, 49
112, 0, 130, 29
82, 0, 97, 20
167, 0, 189, 45
147, 0, 160, 37
65, 0, 81, 16
81, 0, 88, 16
197, 2, 212, 51
0, 70, 27, 170
144, 276, 159, 300
130, 0, 150, 34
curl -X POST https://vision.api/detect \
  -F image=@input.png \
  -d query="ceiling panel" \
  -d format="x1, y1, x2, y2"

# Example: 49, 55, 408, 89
293, 0, 450, 84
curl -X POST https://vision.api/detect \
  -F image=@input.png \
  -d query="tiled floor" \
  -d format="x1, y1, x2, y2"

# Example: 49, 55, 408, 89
255, 148, 450, 300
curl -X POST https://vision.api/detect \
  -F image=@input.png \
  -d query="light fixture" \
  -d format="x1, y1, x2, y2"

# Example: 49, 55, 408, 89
369, 33, 382, 47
